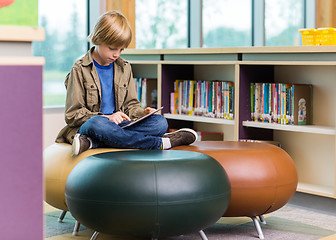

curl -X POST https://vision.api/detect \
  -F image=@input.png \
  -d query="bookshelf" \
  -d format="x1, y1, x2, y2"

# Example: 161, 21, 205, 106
122, 46, 336, 199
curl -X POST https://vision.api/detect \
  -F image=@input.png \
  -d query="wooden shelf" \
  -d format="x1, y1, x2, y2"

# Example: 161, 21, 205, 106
164, 113, 235, 125
127, 60, 161, 64
129, 60, 238, 65
242, 121, 335, 135
0, 26, 45, 42
241, 60, 336, 66
0, 56, 45, 65
297, 183, 335, 198
162, 60, 238, 65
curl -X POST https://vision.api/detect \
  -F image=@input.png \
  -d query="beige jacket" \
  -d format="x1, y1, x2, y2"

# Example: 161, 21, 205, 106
56, 47, 144, 144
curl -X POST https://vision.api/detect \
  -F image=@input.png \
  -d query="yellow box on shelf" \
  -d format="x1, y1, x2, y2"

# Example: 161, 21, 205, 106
299, 28, 318, 46
317, 27, 336, 45
299, 27, 336, 46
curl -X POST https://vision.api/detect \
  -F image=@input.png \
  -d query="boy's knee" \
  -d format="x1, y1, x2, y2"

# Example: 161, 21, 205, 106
80, 115, 108, 134
86, 116, 103, 129
153, 115, 168, 134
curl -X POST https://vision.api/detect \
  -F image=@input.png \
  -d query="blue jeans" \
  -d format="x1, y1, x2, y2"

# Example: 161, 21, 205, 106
78, 114, 168, 150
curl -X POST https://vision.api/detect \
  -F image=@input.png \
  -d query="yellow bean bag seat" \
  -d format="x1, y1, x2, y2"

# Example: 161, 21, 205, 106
43, 143, 134, 211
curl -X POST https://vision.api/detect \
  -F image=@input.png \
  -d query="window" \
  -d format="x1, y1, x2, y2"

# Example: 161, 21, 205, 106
135, 0, 188, 49
265, 0, 304, 46
202, 0, 252, 47
33, 0, 88, 106
35, 0, 311, 107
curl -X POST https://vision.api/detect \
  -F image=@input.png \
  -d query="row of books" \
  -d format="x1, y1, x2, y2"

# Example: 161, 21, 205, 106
170, 80, 234, 119
250, 83, 312, 125
133, 78, 157, 108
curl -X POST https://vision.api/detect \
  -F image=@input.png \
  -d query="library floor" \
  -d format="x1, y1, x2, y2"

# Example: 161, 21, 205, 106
44, 193, 336, 240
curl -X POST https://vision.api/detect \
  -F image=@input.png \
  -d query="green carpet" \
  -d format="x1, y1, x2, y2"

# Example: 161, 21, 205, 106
44, 205, 336, 240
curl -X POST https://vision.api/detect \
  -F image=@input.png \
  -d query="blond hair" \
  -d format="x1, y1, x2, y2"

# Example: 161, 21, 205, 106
88, 10, 132, 47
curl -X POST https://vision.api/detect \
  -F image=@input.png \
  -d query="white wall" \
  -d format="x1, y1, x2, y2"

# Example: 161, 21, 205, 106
43, 107, 65, 149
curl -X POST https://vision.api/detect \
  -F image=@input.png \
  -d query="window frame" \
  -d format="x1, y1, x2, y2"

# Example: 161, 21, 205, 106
190, 0, 314, 47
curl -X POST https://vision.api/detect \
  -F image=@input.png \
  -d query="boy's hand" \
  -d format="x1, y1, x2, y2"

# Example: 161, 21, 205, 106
104, 111, 131, 124
144, 107, 157, 115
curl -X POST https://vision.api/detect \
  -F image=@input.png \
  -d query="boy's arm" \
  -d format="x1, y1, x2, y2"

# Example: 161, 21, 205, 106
119, 63, 145, 120
64, 66, 101, 127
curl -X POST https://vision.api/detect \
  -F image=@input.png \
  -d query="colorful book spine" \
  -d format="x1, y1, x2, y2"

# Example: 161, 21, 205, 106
254, 83, 261, 121
221, 82, 224, 118
134, 77, 158, 108
250, 83, 255, 120
250, 82, 312, 125
216, 81, 221, 118
175, 80, 183, 114
272, 84, 277, 123
225, 82, 229, 119
229, 82, 234, 120
140, 78, 147, 108
277, 84, 281, 124
170, 79, 234, 119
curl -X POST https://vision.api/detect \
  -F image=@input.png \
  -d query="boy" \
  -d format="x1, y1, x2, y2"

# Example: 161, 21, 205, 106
56, 10, 197, 156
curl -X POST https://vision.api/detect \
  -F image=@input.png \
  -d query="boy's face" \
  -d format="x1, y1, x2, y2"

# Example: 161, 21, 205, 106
94, 43, 125, 66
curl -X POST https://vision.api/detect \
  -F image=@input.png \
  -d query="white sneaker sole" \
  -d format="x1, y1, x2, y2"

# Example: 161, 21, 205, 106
72, 134, 81, 156
164, 128, 198, 145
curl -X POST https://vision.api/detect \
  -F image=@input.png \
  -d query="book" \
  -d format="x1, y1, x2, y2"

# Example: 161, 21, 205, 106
170, 92, 176, 114
134, 78, 157, 109
228, 82, 234, 120
292, 84, 312, 125
188, 80, 196, 115
254, 83, 262, 121
121, 106, 164, 129
146, 79, 157, 108
140, 78, 147, 108
250, 83, 255, 120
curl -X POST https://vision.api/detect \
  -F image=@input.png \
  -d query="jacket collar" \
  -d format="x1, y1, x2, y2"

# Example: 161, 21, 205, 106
81, 46, 127, 71
81, 47, 94, 67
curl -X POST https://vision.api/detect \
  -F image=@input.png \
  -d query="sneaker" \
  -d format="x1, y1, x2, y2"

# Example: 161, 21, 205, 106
72, 134, 92, 156
163, 128, 198, 148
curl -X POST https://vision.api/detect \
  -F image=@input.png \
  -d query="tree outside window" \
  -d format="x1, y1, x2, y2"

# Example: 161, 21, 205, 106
265, 0, 304, 46
202, 0, 252, 47
135, 0, 188, 49
33, 0, 88, 106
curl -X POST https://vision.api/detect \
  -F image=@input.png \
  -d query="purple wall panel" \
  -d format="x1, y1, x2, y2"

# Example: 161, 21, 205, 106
239, 65, 274, 140
161, 64, 194, 114
0, 65, 43, 239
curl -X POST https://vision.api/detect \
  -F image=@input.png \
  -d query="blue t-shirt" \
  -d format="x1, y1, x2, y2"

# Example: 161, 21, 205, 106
93, 59, 115, 115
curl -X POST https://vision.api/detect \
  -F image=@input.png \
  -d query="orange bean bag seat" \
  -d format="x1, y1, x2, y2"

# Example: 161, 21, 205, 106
172, 141, 298, 239
173, 141, 298, 217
